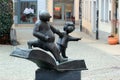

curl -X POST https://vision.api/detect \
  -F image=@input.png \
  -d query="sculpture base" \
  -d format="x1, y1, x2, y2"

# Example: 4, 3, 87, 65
35, 69, 81, 80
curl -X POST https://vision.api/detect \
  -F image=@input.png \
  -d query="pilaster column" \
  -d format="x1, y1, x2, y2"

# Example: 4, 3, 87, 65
47, 0, 53, 22
74, 0, 79, 21
37, 0, 47, 19
118, 0, 120, 42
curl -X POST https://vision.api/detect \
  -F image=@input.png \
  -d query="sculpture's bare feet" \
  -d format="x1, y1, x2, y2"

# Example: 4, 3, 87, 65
27, 41, 32, 49
59, 56, 68, 63
79, 37, 82, 40
63, 56, 68, 58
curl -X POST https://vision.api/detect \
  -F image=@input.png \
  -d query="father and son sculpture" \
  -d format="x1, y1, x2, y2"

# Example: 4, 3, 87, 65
11, 10, 87, 80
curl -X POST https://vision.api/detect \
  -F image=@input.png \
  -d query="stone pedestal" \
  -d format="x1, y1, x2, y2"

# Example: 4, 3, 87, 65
35, 69, 81, 80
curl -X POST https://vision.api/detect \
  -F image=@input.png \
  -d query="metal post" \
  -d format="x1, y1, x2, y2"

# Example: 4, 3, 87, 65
96, 10, 99, 40
80, 0, 82, 32
115, 0, 118, 34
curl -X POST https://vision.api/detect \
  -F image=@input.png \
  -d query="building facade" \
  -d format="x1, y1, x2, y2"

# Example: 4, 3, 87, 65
99, 0, 112, 40
82, 0, 120, 42
119, 0, 120, 42
13, 0, 80, 25
82, 0, 99, 38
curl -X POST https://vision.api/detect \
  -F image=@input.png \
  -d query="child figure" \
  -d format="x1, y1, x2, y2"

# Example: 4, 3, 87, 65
57, 23, 81, 58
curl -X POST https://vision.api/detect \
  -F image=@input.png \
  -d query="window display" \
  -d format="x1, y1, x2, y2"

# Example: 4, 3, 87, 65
53, 0, 74, 21
20, 1, 37, 23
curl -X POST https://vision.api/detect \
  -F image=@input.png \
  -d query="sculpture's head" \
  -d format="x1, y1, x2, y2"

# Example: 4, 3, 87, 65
39, 10, 51, 22
63, 23, 75, 34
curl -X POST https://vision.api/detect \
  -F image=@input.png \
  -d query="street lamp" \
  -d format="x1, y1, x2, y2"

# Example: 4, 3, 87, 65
115, 0, 118, 34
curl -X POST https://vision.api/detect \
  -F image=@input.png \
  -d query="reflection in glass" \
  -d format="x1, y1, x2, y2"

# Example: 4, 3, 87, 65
54, 4, 62, 19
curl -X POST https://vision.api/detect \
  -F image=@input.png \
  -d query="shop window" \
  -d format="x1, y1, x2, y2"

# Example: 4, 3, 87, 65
20, 1, 37, 24
53, 4, 62, 19
53, 0, 74, 21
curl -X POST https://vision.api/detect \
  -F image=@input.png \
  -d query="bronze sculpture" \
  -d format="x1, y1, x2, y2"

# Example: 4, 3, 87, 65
10, 10, 87, 80
57, 23, 81, 58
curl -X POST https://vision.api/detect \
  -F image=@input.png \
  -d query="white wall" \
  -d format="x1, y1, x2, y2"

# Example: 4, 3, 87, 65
99, 0, 112, 33
47, 0, 53, 22
74, 0, 79, 21
37, 0, 47, 19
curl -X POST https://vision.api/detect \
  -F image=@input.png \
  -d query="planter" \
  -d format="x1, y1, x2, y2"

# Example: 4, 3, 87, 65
33, 17, 37, 23
108, 36, 118, 45
0, 34, 10, 44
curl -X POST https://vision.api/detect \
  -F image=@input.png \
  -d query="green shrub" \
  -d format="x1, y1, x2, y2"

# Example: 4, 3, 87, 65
0, 0, 13, 44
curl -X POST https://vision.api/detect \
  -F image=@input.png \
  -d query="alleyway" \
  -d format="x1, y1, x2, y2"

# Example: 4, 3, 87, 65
0, 26, 120, 80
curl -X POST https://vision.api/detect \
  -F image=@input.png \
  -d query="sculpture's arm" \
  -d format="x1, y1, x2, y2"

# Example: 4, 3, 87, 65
33, 22, 48, 41
68, 35, 81, 41
50, 25, 63, 37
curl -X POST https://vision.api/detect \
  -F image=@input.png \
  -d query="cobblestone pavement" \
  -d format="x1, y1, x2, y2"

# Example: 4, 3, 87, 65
0, 26, 120, 80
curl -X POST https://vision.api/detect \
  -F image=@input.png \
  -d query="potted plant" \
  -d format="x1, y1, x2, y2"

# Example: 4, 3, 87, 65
33, 17, 37, 23
108, 34, 119, 45
0, 0, 13, 44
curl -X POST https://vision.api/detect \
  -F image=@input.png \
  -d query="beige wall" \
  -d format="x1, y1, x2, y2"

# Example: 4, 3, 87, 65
82, 18, 92, 33
47, 0, 53, 22
82, 0, 92, 34
74, 0, 79, 21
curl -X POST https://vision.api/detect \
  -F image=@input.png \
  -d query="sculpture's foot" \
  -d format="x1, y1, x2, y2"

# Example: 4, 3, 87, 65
63, 56, 68, 58
79, 37, 82, 40
59, 56, 68, 63
27, 41, 32, 49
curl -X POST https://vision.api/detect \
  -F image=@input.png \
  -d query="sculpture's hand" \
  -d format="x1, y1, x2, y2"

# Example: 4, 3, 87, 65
59, 32, 66, 38
45, 36, 50, 41
77, 37, 82, 41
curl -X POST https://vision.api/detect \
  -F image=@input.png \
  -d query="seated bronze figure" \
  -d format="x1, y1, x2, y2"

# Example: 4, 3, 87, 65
27, 10, 67, 63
